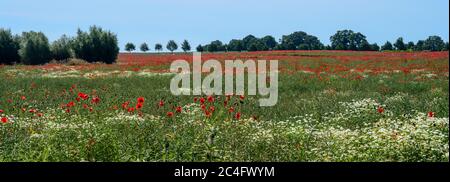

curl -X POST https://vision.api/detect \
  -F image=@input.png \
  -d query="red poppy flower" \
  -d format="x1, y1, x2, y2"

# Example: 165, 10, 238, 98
235, 112, 241, 120
228, 107, 234, 113
136, 103, 143, 110
159, 100, 164, 107
122, 101, 130, 109
78, 92, 89, 100
204, 110, 211, 117
89, 107, 93, 112
207, 95, 214, 103
239, 95, 245, 100
224, 100, 228, 106
176, 106, 182, 113
167, 112, 174, 117
137, 97, 145, 103
428, 112, 434, 118
83, 104, 89, 109
92, 97, 100, 104
76, 97, 81, 102
0, 109, 3, 113
1, 117, 7, 123
209, 106, 215, 112
67, 101, 75, 107
29, 109, 37, 113
37, 113, 43, 117
65, 109, 71, 113
193, 97, 198, 102
200, 98, 205, 104
201, 104, 206, 110
128, 107, 135, 113
21, 96, 26, 100
377, 107, 384, 114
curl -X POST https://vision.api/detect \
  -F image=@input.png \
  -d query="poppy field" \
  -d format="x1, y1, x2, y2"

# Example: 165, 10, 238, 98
0, 50, 449, 162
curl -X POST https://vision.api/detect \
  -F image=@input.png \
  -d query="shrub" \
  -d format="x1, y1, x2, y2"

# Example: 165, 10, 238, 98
71, 26, 119, 64
0, 28, 20, 64
18, 31, 51, 65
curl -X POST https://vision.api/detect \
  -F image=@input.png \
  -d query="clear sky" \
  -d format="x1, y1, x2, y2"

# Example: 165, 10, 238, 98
1, 0, 448, 51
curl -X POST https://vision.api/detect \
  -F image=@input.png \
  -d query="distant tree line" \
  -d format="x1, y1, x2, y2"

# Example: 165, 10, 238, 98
194, 30, 449, 52
1, 26, 119, 65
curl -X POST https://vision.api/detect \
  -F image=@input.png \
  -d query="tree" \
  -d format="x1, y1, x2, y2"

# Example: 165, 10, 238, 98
207, 40, 225, 52
281, 31, 323, 50
406, 41, 415, 50
394, 37, 406, 51
125, 43, 135, 52
0, 28, 20, 64
415, 40, 425, 51
71, 26, 119, 64
166, 40, 178, 53
140, 43, 149, 52
181, 40, 191, 52
359, 40, 372, 51
51, 34, 72, 61
155, 43, 163, 52
330, 30, 367, 50
18, 31, 52, 65
227, 39, 244, 52
423, 35, 445, 51
381, 41, 393, 51
196, 44, 204, 52
260, 35, 278, 50
242, 35, 258, 51
370, 43, 380, 51
445, 42, 449, 51
246, 39, 268, 51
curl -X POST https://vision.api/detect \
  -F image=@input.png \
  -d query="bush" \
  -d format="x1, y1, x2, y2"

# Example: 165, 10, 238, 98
0, 28, 20, 64
71, 26, 119, 64
18, 31, 51, 65
51, 35, 72, 61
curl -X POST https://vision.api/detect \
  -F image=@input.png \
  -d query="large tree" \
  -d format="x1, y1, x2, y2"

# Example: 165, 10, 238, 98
71, 26, 119, 64
281, 31, 323, 50
18, 31, 52, 65
260, 35, 278, 50
0, 28, 20, 64
207, 40, 225, 52
330, 30, 367, 50
423, 35, 445, 51
166, 40, 178, 53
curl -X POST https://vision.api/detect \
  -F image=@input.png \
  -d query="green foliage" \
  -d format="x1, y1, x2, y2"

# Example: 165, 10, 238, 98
51, 35, 72, 61
381, 41, 393, 51
140, 43, 149, 52
423, 36, 446, 51
125, 43, 136, 52
0, 28, 20, 64
206, 40, 226, 52
18, 31, 51, 65
394, 37, 406, 51
71, 26, 119, 64
370, 43, 380, 51
281, 31, 323, 50
227, 39, 244, 52
155, 43, 163, 52
166, 40, 178, 53
196, 44, 204, 52
260, 35, 278, 50
181, 40, 191, 52
330, 30, 368, 51
406, 41, 415, 50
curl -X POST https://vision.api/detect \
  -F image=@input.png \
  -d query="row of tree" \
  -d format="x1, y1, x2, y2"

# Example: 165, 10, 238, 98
124, 30, 448, 53
124, 40, 191, 53
0, 26, 119, 65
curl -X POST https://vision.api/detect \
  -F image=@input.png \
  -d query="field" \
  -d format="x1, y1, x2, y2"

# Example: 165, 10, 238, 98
0, 51, 449, 162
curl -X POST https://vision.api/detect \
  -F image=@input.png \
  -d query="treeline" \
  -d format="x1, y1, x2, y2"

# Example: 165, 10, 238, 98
0, 26, 119, 65
195, 30, 449, 52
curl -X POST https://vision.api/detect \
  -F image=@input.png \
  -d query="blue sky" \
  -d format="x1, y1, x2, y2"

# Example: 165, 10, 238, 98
1, 0, 448, 51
